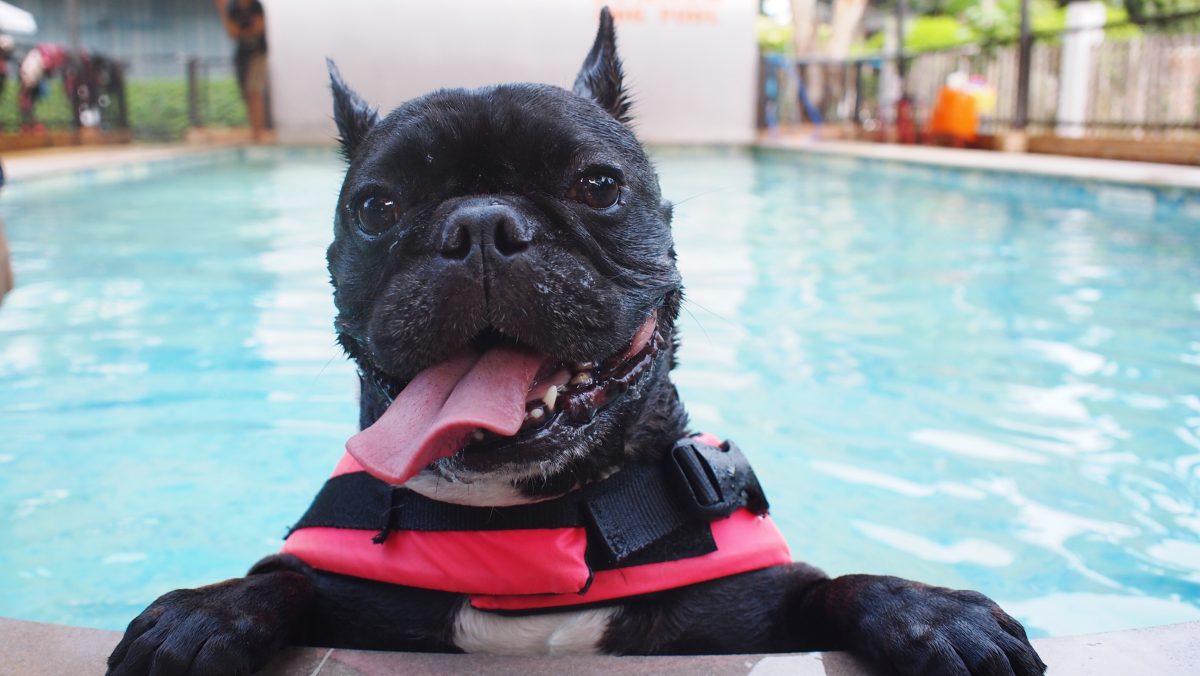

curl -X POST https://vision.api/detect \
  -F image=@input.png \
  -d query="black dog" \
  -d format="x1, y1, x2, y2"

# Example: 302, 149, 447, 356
107, 10, 1046, 676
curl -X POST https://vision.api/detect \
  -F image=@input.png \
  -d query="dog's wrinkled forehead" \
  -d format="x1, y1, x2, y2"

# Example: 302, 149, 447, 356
328, 6, 649, 199
346, 84, 655, 197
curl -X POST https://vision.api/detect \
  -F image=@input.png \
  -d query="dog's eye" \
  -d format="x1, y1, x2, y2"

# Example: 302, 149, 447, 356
568, 174, 621, 209
355, 196, 399, 235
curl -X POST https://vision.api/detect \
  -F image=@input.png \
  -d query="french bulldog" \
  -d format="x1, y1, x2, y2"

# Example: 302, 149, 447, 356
107, 9, 1046, 676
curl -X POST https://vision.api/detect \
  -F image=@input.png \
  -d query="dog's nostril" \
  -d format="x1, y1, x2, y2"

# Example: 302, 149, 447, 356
439, 222, 472, 260
493, 214, 532, 257
438, 203, 532, 261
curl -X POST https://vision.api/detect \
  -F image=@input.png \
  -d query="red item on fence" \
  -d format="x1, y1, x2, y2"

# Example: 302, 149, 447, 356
896, 97, 917, 144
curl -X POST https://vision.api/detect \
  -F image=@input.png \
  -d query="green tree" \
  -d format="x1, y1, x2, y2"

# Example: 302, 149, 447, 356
1122, 0, 1200, 30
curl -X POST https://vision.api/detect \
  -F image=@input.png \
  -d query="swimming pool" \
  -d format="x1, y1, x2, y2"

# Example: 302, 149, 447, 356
1, 147, 1197, 638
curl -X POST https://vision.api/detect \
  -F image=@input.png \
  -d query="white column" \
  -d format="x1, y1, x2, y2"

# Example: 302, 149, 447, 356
1056, 1, 1106, 138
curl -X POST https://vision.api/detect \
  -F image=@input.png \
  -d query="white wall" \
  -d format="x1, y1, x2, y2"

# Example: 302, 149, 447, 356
263, 0, 758, 145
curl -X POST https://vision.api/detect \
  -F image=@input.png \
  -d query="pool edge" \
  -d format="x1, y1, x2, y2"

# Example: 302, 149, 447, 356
2, 615, 1196, 675
2, 143, 245, 185
7, 139, 1200, 192
755, 135, 1200, 191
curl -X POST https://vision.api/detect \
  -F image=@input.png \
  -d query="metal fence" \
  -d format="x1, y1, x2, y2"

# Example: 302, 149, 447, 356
3, 41, 248, 140
132, 53, 249, 140
181, 55, 246, 131
0, 0, 251, 139
761, 32, 1200, 139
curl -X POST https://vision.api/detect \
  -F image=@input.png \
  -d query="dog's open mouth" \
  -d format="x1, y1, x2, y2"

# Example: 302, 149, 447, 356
348, 314, 663, 485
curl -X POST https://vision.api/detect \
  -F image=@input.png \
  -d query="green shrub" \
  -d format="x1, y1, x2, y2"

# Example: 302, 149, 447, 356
0, 81, 74, 130
127, 76, 248, 141
853, 1, 1143, 55
200, 77, 248, 129
126, 78, 190, 140
0, 76, 248, 141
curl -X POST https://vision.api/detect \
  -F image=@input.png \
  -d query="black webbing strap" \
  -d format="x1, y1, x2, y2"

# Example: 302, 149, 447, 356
289, 472, 588, 534
582, 462, 691, 562
287, 436, 769, 570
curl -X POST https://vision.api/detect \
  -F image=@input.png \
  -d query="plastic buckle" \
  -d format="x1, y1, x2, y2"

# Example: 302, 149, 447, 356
667, 437, 770, 520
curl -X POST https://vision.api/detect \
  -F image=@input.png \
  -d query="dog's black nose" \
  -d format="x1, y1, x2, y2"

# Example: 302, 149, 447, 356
438, 202, 532, 261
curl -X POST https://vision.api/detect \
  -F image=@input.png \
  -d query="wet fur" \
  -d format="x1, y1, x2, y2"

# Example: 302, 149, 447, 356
107, 9, 1046, 676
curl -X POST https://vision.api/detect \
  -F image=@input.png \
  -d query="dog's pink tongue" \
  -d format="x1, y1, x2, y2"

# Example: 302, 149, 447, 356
347, 346, 545, 485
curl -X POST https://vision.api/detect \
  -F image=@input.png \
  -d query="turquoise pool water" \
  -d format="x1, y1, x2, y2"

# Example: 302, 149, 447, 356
1, 147, 1198, 638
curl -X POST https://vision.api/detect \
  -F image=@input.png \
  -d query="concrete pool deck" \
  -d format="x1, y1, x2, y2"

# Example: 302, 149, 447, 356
0, 142, 252, 183
1, 616, 1198, 675
4, 136, 1200, 190
757, 134, 1200, 190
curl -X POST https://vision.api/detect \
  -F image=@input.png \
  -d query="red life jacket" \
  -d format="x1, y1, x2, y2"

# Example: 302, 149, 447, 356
281, 434, 792, 611
35, 44, 69, 73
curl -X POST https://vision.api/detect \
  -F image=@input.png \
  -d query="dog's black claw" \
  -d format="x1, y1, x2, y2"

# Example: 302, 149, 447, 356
832, 576, 1046, 676
106, 572, 312, 676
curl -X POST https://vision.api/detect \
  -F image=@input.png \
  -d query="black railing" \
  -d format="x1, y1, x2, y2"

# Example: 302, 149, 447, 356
2, 40, 250, 141
763, 35, 1200, 141
760, 12, 1200, 140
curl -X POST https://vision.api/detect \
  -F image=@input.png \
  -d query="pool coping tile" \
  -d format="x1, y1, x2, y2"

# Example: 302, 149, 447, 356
3, 616, 1198, 675
7, 139, 1199, 192
2, 144, 244, 185
757, 135, 1200, 191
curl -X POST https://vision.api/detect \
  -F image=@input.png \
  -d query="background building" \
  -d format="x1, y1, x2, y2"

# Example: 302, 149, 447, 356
10, 0, 230, 77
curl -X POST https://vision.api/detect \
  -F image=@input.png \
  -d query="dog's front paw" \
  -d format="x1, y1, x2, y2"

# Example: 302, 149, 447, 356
106, 572, 310, 676
839, 575, 1046, 676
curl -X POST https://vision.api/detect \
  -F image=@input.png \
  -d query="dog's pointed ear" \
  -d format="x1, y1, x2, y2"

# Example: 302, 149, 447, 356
327, 59, 379, 158
572, 7, 631, 123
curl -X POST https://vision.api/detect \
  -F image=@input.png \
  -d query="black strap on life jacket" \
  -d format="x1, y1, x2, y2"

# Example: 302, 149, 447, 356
287, 436, 770, 572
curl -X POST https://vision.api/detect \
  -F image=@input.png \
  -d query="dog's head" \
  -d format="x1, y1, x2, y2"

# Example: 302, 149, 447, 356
326, 9, 686, 503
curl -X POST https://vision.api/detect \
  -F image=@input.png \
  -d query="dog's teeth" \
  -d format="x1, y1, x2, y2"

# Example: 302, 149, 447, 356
542, 386, 558, 411
528, 407, 545, 421
566, 400, 597, 424
573, 361, 596, 372
570, 372, 593, 386
471, 430, 485, 442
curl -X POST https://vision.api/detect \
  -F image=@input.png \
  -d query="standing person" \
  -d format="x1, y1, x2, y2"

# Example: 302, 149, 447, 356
0, 35, 14, 103
216, 0, 269, 143
18, 43, 68, 131
0, 161, 12, 305
0, 216, 10, 305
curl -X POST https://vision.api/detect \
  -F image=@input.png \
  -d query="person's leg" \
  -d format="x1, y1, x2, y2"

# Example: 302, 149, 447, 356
246, 92, 267, 141
0, 217, 13, 304
19, 86, 35, 129
244, 54, 269, 142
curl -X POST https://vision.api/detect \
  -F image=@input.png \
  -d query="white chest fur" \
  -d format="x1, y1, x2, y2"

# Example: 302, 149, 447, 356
452, 603, 617, 655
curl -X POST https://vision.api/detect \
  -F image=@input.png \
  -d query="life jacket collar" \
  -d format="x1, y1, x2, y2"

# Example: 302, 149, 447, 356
282, 434, 792, 611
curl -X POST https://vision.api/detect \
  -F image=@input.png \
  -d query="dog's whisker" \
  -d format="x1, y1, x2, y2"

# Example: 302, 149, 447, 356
680, 305, 712, 344
681, 297, 730, 323
669, 187, 728, 208
299, 354, 342, 399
